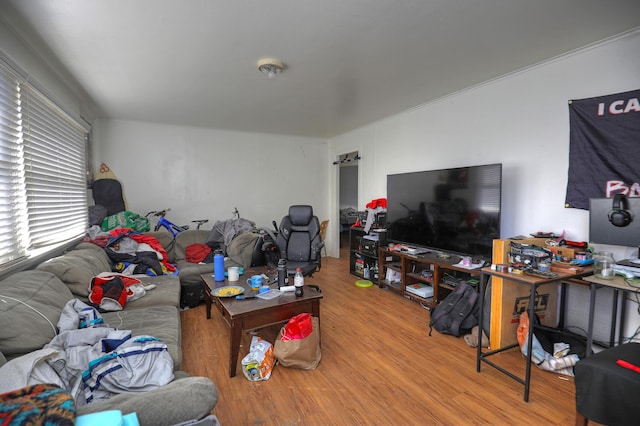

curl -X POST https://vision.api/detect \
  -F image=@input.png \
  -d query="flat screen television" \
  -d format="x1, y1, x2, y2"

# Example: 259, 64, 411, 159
386, 163, 502, 260
589, 196, 640, 247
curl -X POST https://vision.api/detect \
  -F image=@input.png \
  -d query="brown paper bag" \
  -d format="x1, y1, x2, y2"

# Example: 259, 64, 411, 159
274, 316, 321, 369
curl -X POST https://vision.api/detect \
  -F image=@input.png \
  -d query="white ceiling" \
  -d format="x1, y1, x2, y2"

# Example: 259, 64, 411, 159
2, 0, 640, 139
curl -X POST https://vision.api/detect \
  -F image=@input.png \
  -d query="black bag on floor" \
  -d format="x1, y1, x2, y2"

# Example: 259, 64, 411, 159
429, 282, 479, 337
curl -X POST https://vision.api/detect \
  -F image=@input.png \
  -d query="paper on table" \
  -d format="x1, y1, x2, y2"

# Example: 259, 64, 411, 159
454, 260, 484, 270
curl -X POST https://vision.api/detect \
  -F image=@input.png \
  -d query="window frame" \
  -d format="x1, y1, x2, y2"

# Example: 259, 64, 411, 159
0, 57, 89, 274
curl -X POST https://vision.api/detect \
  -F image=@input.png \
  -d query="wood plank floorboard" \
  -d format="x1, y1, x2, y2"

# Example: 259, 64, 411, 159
181, 238, 580, 425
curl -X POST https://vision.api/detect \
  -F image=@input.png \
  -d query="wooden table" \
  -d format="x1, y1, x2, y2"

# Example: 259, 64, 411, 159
201, 268, 323, 377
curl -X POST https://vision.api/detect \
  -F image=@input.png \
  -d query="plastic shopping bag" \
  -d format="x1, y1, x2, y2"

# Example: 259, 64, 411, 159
274, 315, 321, 370
101, 211, 150, 232
241, 336, 276, 381
281, 312, 314, 341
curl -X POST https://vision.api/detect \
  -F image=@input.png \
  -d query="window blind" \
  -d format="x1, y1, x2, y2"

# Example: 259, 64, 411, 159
22, 85, 88, 249
0, 61, 88, 267
0, 68, 29, 265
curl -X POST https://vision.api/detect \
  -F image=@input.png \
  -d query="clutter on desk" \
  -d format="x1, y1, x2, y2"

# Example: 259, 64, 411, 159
504, 237, 597, 276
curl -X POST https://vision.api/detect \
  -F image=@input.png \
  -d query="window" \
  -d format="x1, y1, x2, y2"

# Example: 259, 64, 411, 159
0, 63, 88, 268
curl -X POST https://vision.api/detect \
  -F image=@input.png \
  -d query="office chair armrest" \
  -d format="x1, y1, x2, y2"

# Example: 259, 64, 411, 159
311, 241, 324, 257
312, 241, 324, 271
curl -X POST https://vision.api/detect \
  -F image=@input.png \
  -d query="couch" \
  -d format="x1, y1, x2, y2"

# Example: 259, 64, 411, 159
174, 229, 266, 284
173, 229, 267, 307
0, 236, 218, 425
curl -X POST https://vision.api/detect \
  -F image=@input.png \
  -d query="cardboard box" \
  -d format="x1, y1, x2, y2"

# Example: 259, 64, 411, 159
489, 238, 560, 349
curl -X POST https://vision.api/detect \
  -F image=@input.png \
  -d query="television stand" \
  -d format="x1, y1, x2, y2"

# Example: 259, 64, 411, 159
401, 246, 429, 255
377, 247, 482, 307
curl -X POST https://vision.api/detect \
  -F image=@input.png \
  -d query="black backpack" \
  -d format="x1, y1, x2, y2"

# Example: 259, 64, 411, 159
429, 282, 479, 337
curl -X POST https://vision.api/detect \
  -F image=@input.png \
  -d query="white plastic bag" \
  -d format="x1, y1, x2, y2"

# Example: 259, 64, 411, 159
241, 336, 275, 381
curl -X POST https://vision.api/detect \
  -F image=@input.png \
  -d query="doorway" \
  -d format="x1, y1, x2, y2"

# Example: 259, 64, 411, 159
338, 151, 359, 252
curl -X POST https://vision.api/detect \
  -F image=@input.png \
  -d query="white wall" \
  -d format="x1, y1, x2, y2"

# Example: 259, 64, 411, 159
0, 19, 95, 125
94, 119, 329, 231
328, 29, 640, 344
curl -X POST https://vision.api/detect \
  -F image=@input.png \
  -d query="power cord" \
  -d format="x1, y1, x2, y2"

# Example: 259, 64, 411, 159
0, 293, 57, 337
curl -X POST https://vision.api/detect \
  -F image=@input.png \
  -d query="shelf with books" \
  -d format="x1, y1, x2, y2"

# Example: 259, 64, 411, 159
377, 247, 482, 307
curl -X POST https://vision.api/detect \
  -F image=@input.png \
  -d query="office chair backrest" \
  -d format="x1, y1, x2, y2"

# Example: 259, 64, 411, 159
276, 205, 322, 275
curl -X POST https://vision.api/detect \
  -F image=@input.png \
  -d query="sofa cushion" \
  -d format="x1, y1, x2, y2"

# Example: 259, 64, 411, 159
144, 231, 177, 263
123, 275, 181, 309
174, 230, 214, 285
0, 271, 73, 359
175, 261, 214, 285
226, 232, 262, 268
73, 241, 113, 271
174, 230, 210, 261
76, 376, 218, 425
102, 305, 182, 369
36, 244, 112, 298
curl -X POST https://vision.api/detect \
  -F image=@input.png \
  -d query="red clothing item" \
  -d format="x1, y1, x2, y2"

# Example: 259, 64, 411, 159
185, 243, 211, 263
109, 228, 176, 272
366, 198, 387, 209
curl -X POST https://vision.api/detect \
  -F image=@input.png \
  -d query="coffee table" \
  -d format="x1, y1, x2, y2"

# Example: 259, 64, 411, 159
201, 267, 323, 377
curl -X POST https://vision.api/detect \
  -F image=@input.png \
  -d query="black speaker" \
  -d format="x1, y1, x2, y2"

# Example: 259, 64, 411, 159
608, 194, 633, 227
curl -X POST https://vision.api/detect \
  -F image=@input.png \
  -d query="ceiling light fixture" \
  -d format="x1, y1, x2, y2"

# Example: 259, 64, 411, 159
257, 58, 284, 78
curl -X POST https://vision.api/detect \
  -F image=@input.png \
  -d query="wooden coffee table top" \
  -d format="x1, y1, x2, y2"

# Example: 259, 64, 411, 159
201, 267, 323, 317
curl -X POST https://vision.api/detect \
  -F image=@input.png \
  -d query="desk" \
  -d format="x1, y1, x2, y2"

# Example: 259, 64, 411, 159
581, 275, 640, 356
201, 272, 323, 377
476, 267, 594, 402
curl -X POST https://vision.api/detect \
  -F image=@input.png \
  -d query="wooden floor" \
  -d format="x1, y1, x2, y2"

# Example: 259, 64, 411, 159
180, 237, 579, 425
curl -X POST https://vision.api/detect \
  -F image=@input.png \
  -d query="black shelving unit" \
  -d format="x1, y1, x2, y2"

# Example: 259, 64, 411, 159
349, 227, 381, 282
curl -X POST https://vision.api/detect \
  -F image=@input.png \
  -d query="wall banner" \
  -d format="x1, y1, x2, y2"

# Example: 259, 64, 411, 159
565, 88, 640, 210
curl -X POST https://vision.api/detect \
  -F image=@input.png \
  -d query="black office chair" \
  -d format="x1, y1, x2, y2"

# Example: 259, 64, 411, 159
276, 205, 324, 277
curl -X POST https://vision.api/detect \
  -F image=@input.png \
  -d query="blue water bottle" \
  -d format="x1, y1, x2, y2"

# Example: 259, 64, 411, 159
214, 252, 225, 281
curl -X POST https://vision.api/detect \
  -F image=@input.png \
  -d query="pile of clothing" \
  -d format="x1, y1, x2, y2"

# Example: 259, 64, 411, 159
0, 300, 173, 406
85, 226, 177, 276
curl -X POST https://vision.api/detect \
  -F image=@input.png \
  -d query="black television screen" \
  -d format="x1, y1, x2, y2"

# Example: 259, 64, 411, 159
589, 197, 640, 247
386, 163, 502, 260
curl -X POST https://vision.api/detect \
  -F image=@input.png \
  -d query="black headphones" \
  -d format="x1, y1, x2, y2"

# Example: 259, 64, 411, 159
608, 193, 633, 227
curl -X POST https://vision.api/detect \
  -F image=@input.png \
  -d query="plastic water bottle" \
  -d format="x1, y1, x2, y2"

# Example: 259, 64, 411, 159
214, 253, 225, 281
294, 268, 304, 297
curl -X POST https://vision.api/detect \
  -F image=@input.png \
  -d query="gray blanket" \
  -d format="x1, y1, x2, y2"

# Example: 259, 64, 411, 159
207, 217, 256, 253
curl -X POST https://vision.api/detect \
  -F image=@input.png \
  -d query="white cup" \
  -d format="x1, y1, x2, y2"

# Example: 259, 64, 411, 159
228, 266, 239, 282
